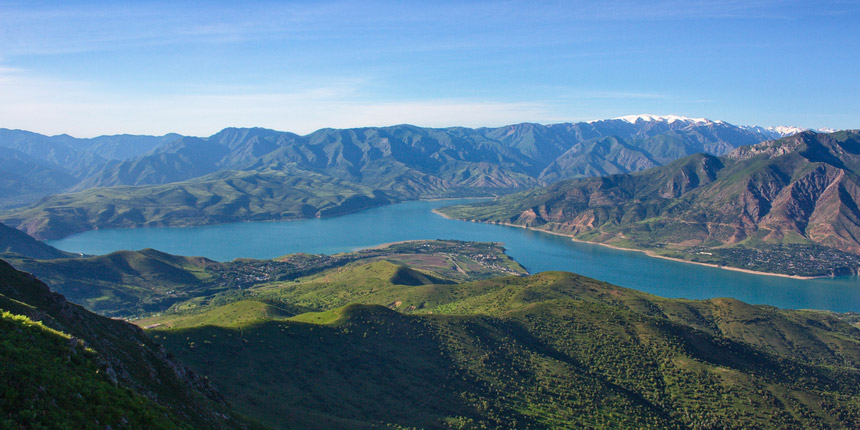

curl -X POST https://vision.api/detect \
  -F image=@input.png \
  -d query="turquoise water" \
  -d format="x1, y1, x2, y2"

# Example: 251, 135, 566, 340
47, 199, 860, 312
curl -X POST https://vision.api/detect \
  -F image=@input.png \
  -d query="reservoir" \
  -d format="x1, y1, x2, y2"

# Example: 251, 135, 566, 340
47, 199, 860, 313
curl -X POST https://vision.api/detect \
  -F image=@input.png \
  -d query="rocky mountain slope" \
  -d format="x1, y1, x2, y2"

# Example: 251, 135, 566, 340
440, 130, 860, 276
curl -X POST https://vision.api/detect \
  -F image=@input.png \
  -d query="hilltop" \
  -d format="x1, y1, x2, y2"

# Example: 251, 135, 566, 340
0, 221, 72, 260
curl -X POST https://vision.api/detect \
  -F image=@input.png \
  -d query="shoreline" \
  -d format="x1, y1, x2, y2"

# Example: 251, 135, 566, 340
420, 196, 496, 202
433, 209, 821, 280
358, 239, 425, 251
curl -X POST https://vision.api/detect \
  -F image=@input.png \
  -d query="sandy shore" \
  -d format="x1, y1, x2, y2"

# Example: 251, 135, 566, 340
421, 196, 496, 202
360, 240, 426, 251
432, 209, 821, 280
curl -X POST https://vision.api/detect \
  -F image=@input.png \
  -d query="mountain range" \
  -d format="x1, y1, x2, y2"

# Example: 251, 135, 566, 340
1, 116, 802, 239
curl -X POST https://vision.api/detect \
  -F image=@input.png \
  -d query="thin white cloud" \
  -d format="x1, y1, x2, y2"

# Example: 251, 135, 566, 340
0, 0, 810, 57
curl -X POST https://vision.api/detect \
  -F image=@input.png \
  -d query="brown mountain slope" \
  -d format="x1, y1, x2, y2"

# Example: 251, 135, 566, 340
440, 130, 860, 275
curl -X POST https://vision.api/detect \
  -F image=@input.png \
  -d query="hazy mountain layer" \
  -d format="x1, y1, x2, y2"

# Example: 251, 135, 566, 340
78, 119, 776, 194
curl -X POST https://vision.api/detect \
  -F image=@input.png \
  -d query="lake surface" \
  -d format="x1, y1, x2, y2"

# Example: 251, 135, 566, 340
47, 199, 860, 312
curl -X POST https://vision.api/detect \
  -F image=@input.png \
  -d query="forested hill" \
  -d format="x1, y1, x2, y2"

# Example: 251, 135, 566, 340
146, 261, 860, 429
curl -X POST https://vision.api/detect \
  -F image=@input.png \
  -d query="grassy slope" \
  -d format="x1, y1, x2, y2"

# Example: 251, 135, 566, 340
0, 310, 190, 429
0, 259, 256, 429
152, 267, 860, 429
142, 260, 453, 329
7, 240, 524, 321
141, 241, 528, 329
0, 221, 71, 260
57, 239, 522, 322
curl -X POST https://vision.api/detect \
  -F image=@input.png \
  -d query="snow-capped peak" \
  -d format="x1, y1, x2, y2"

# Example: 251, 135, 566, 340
590, 114, 722, 126
767, 125, 807, 136
741, 125, 833, 138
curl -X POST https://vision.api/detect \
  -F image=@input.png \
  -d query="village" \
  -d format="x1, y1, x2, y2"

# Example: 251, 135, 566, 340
206, 240, 528, 290
684, 244, 860, 277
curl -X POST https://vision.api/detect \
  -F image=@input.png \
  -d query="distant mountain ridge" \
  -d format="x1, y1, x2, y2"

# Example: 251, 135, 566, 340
2, 116, 793, 199
1, 116, 802, 238
0, 129, 181, 208
598, 114, 833, 138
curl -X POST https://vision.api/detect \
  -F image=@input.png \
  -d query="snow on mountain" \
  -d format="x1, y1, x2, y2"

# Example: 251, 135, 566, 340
740, 125, 833, 138
766, 125, 807, 136
586, 114, 836, 139
588, 114, 723, 126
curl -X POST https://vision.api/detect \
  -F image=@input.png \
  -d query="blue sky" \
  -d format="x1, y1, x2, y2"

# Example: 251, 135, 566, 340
0, 0, 858, 137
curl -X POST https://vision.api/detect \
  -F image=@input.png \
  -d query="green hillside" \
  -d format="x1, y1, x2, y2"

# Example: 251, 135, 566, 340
9, 239, 523, 320
0, 221, 71, 260
138, 240, 526, 328
0, 310, 189, 429
10, 248, 218, 316
0, 259, 256, 429
151, 266, 860, 429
